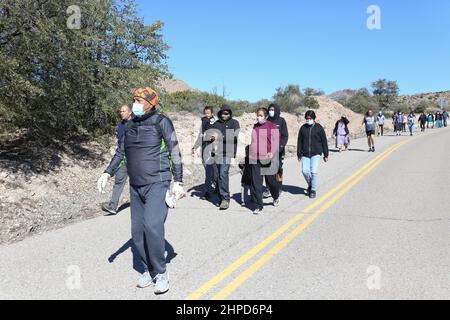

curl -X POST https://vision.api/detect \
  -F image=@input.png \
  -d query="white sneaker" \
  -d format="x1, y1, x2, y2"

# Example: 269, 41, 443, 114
253, 208, 263, 215
263, 190, 271, 199
273, 198, 280, 207
137, 271, 154, 289
154, 271, 170, 295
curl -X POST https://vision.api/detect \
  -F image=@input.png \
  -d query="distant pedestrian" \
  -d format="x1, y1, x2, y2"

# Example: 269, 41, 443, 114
418, 112, 427, 132
376, 111, 385, 136
407, 112, 416, 136
402, 113, 408, 132
192, 106, 218, 201
249, 108, 280, 215
363, 110, 376, 152
435, 112, 444, 129
333, 116, 350, 152
102, 105, 133, 216
395, 112, 404, 136
427, 113, 434, 129
443, 110, 449, 127
297, 110, 329, 199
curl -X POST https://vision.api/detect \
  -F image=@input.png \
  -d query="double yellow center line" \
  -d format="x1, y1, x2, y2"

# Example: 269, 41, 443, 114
186, 137, 414, 300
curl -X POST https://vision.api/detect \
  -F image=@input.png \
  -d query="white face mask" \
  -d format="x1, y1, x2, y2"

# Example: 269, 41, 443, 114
306, 119, 314, 126
269, 111, 275, 118
132, 103, 145, 117
257, 116, 266, 124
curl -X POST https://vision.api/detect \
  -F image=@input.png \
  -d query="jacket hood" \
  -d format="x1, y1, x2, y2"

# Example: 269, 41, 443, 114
269, 104, 281, 120
218, 105, 233, 119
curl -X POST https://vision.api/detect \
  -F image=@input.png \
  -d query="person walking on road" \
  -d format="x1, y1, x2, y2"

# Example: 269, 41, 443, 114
427, 112, 434, 129
363, 110, 376, 152
249, 108, 280, 215
297, 110, 329, 199
211, 105, 240, 210
376, 111, 386, 136
239, 145, 252, 207
192, 106, 218, 200
395, 112, 404, 136
443, 110, 449, 128
418, 112, 427, 132
102, 105, 133, 215
97, 87, 185, 295
402, 112, 408, 133
263, 103, 289, 199
333, 116, 350, 152
407, 112, 416, 136
435, 112, 444, 129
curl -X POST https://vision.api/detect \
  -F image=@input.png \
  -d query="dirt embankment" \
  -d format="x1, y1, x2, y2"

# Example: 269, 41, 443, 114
0, 96, 389, 244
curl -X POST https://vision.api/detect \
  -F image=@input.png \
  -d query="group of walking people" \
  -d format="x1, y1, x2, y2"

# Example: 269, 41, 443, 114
191, 104, 327, 216
95, 85, 448, 295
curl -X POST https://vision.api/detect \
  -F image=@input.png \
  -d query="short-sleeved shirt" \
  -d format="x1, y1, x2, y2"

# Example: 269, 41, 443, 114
364, 116, 376, 132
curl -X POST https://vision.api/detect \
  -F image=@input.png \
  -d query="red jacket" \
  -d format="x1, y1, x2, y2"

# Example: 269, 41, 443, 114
250, 121, 280, 161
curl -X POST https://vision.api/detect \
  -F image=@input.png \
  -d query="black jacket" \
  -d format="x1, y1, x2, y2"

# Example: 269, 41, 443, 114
418, 114, 428, 124
212, 105, 240, 158
297, 123, 329, 159
105, 111, 183, 186
268, 104, 289, 155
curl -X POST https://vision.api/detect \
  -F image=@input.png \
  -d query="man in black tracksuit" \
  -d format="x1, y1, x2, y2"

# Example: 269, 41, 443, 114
98, 87, 183, 295
267, 104, 289, 194
297, 110, 329, 199
192, 106, 218, 200
211, 105, 240, 210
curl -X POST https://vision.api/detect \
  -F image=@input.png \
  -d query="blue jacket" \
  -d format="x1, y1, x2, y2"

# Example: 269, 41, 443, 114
105, 112, 183, 187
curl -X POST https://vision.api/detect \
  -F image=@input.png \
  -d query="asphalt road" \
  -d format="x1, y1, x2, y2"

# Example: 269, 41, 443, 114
0, 127, 449, 300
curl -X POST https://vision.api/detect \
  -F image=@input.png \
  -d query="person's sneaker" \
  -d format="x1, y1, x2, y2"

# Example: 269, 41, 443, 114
273, 198, 280, 207
102, 203, 117, 216
253, 208, 264, 215
154, 271, 170, 295
241, 202, 246, 207
309, 191, 317, 199
263, 190, 271, 199
137, 271, 154, 289
306, 185, 312, 196
220, 200, 230, 210
372, 147, 376, 152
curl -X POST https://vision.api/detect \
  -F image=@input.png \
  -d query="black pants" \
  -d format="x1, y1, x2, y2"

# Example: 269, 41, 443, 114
203, 163, 218, 195
420, 122, 426, 132
378, 125, 384, 136
250, 162, 280, 210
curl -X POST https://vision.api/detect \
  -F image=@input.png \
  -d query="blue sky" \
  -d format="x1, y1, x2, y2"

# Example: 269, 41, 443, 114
137, 0, 450, 102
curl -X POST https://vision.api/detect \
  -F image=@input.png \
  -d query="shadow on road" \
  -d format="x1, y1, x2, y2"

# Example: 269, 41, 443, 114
108, 239, 178, 274
188, 184, 219, 207
283, 185, 307, 195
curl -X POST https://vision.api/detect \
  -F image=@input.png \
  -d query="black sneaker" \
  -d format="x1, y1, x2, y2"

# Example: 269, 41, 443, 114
306, 185, 312, 196
309, 191, 317, 199
102, 203, 117, 216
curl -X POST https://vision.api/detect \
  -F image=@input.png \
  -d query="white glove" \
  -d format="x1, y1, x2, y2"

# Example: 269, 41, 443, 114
97, 173, 111, 194
172, 182, 186, 201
